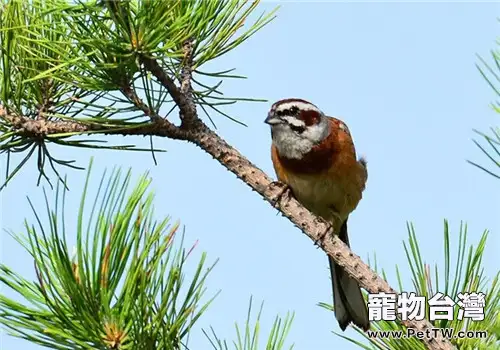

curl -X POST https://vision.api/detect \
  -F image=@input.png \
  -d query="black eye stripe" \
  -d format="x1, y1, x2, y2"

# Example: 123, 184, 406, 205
276, 106, 299, 116
289, 124, 305, 134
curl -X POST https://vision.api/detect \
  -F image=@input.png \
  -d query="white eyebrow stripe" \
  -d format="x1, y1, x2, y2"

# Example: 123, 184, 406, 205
276, 101, 321, 113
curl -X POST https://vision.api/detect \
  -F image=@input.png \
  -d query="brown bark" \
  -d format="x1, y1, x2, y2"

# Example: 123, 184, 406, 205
0, 53, 455, 350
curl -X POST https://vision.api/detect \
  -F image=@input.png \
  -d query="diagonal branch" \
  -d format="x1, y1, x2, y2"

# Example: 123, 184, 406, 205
0, 58, 455, 350
140, 54, 200, 129
137, 56, 455, 350
120, 84, 161, 122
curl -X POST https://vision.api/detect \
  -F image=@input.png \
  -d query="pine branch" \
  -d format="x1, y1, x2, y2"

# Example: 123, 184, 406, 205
0, 2, 455, 347
1, 58, 455, 350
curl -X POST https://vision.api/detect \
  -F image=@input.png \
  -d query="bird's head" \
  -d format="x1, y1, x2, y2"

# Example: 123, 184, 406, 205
265, 98, 330, 159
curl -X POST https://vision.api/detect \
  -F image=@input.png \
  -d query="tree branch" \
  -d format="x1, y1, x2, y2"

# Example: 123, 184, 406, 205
120, 84, 161, 123
0, 59, 455, 350
139, 54, 200, 129
0, 105, 186, 140
179, 39, 198, 128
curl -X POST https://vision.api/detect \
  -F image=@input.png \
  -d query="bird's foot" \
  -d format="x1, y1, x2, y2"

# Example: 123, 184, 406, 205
267, 181, 292, 210
314, 210, 342, 248
314, 223, 332, 248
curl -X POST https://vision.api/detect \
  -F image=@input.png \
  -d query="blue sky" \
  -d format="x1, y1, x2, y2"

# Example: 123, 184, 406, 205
1, 2, 499, 350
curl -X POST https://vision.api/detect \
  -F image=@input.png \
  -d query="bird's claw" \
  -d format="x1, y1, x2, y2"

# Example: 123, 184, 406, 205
314, 223, 332, 248
314, 210, 342, 248
267, 181, 292, 210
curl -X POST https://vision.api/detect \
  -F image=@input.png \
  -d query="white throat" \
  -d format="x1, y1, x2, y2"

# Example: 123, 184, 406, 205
272, 117, 329, 159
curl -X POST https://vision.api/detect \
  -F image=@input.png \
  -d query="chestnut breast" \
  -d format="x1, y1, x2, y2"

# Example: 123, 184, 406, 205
271, 118, 366, 223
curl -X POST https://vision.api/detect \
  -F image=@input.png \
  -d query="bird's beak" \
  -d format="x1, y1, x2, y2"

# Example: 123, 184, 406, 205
264, 113, 283, 125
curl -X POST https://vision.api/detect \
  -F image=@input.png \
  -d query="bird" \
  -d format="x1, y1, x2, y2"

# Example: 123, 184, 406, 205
265, 98, 370, 332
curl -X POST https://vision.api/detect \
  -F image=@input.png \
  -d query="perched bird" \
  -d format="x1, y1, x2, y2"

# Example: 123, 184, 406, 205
265, 98, 369, 331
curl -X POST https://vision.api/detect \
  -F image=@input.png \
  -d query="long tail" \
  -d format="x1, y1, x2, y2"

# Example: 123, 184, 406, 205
329, 219, 370, 331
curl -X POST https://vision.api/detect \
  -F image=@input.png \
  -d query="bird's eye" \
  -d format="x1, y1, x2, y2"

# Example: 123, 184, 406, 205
290, 106, 299, 114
